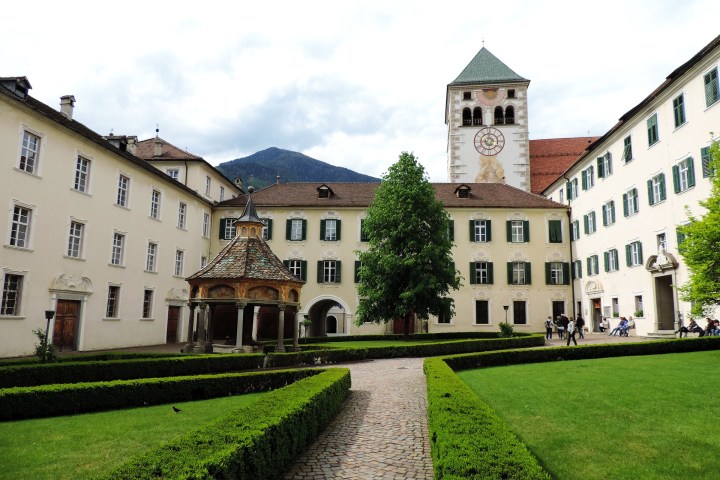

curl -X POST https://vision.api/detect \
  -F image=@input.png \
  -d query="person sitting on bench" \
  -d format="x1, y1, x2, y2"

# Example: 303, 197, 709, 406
609, 317, 628, 336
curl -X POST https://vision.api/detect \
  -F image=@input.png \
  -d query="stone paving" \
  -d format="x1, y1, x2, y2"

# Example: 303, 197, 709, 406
283, 357, 434, 480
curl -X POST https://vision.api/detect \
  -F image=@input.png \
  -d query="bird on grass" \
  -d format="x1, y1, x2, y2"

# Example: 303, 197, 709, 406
172, 406, 182, 413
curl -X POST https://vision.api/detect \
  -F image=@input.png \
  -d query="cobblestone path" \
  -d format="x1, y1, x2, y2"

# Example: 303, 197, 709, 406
283, 357, 434, 480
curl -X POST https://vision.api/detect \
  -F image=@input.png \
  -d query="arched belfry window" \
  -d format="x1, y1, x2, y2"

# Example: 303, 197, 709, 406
505, 106, 515, 125
462, 108, 472, 126
473, 107, 483, 126
494, 106, 504, 125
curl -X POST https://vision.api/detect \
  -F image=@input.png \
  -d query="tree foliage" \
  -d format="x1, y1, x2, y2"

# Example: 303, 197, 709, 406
678, 140, 720, 317
355, 152, 461, 335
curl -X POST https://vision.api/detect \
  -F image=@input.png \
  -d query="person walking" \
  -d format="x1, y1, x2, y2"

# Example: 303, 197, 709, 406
544, 316, 553, 340
566, 317, 577, 346
556, 316, 564, 340
576, 314, 585, 339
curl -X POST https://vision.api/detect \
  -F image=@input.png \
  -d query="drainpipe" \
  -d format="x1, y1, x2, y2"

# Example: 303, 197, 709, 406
184, 160, 189, 186
562, 173, 577, 319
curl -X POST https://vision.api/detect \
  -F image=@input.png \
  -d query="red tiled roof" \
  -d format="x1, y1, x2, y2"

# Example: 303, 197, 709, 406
219, 182, 565, 209
135, 137, 203, 161
529, 137, 598, 194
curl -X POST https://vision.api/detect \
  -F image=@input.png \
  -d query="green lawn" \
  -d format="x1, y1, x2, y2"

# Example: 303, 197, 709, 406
457, 350, 720, 480
0, 392, 265, 480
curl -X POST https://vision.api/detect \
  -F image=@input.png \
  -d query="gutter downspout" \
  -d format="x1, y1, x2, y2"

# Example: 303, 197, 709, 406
562, 173, 577, 320
184, 160, 189, 186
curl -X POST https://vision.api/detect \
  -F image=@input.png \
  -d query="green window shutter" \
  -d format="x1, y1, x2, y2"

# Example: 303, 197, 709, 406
448, 220, 454, 241
469, 220, 475, 242
581, 172, 587, 190
625, 244, 632, 267
636, 244, 643, 264
506, 221, 512, 242
300, 261, 307, 281
549, 220, 561, 242
583, 215, 589, 234
507, 262, 513, 284
487, 262, 494, 284
317, 261, 324, 283
336, 220, 342, 241
565, 181, 572, 199
597, 157, 604, 178
523, 220, 529, 242
545, 262, 551, 285
687, 158, 696, 188
320, 220, 326, 240
286, 219, 292, 240
602, 205, 608, 226
647, 179, 654, 205
622, 193, 629, 217
219, 218, 226, 239
610, 201, 615, 223
283, 260, 289, 269
301, 219, 307, 240
587, 257, 591, 275
335, 261, 341, 283
606, 153, 613, 175
354, 261, 361, 283
604, 252, 609, 272
486, 220, 492, 241
672, 165, 680, 193
265, 219, 273, 240
525, 262, 531, 285
659, 174, 666, 201
469, 262, 477, 284
676, 227, 686, 247
562, 263, 570, 285
701, 147, 713, 177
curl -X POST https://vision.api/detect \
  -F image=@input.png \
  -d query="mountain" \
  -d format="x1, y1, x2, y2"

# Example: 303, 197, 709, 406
216, 147, 380, 189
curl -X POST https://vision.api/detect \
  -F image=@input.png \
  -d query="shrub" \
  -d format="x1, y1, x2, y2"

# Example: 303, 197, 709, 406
498, 322, 514, 338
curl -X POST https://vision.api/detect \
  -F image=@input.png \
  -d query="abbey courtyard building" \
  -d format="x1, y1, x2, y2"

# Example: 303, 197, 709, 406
2, 33, 719, 356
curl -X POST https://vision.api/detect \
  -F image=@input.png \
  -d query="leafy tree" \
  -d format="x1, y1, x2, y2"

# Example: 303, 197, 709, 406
678, 140, 720, 317
355, 152, 461, 336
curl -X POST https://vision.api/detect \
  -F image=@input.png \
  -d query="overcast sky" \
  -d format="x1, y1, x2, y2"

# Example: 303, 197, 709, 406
4, 1, 719, 181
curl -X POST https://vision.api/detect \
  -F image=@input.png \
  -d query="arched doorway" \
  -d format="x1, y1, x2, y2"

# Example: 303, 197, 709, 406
304, 296, 351, 337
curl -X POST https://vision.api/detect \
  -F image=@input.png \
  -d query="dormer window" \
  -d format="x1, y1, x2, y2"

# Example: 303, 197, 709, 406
0, 76, 32, 100
317, 184, 334, 198
455, 184, 471, 199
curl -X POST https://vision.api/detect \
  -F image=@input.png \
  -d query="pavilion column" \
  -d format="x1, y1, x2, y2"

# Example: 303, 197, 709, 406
193, 303, 207, 353
205, 304, 216, 352
276, 304, 286, 353
251, 306, 260, 341
233, 302, 246, 353
185, 302, 196, 350
292, 309, 300, 350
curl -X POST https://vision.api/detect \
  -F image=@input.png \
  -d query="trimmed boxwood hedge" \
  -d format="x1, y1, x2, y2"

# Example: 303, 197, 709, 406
425, 357, 551, 479
0, 368, 318, 421
0, 352, 184, 368
100, 368, 351, 480
297, 331, 537, 344
266, 347, 370, 367
362, 335, 544, 359
0, 353, 266, 388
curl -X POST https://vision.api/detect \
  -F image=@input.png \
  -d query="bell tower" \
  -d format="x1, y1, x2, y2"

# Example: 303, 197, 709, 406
445, 47, 531, 191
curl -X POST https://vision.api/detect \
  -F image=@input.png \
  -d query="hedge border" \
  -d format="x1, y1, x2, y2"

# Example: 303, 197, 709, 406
426, 337, 720, 479
100, 368, 351, 480
0, 368, 319, 421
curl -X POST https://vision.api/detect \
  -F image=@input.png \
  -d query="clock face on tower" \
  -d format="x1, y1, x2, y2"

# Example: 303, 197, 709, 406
474, 127, 505, 156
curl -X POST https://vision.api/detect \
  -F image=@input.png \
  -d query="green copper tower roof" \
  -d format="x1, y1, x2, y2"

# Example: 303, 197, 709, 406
450, 47, 528, 86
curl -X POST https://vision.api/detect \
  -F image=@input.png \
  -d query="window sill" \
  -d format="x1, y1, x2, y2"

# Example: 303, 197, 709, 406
13, 167, 41, 178
173, 274, 184, 279
114, 204, 131, 211
71, 188, 92, 196
149, 216, 161, 222
144, 270, 158, 274
140, 318, 155, 321
176, 226, 188, 232
4, 244, 33, 252
63, 255, 85, 261
109, 263, 126, 268
676, 186, 695, 195
473, 323, 492, 326
0, 315, 25, 320
102, 317, 121, 321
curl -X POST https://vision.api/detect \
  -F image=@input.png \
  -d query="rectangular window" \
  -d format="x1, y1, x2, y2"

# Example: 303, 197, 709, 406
571, 220, 580, 241
142, 290, 153, 319
19, 130, 40, 174
67, 221, 84, 258
475, 300, 489, 324
10, 205, 32, 248
513, 300, 527, 325
587, 255, 599, 276
573, 260, 582, 279
167, 169, 179, 180
673, 157, 696, 193
583, 211, 596, 235
597, 152, 613, 178
437, 298, 452, 324
582, 165, 594, 190
146, 242, 157, 272
354, 261, 362, 283
622, 136, 633, 163
261, 218, 272, 240
284, 259, 307, 281
150, 190, 161, 219
222, 218, 236, 240
360, 219, 369, 242
205, 176, 211, 195
626, 241, 644, 266
471, 219, 492, 242
604, 249, 619, 272
174, 250, 184, 276
289, 219, 305, 241
508, 220, 529, 243
202, 213, 210, 237
647, 113, 659, 146
559, 189, 564, 203
657, 232, 667, 252
547, 262, 566, 285
447, 220, 454, 242
200, 256, 207, 268
612, 298, 619, 317
318, 260, 341, 283
602, 200, 616, 226
509, 261, 529, 285
322, 219, 339, 241
1, 273, 23, 315
548, 220, 562, 243
470, 261, 493, 285
74, 156, 91, 193
704, 68, 719, 107
111, 233, 125, 265
220, 187, 225, 201
635, 295, 644, 316
701, 147, 715, 178
106, 286, 120, 318
673, 94, 686, 128
116, 174, 130, 207
648, 173, 666, 205
566, 178, 579, 200
623, 188, 639, 216
177, 202, 187, 229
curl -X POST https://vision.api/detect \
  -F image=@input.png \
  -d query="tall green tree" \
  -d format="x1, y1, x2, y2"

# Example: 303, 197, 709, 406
678, 140, 720, 316
355, 152, 461, 336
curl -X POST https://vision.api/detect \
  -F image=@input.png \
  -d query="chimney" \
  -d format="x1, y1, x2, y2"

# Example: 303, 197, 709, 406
153, 139, 163, 157
126, 136, 138, 155
60, 95, 75, 120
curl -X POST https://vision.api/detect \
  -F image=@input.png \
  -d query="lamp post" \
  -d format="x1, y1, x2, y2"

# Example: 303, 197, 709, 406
44, 310, 55, 362
503, 305, 509, 324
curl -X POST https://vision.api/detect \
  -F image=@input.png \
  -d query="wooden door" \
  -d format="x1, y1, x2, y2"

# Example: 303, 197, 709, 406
53, 300, 79, 351
166, 306, 180, 343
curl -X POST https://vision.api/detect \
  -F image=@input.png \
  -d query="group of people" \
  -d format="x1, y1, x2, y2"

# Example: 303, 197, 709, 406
675, 318, 720, 337
544, 314, 585, 346
608, 317, 633, 336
